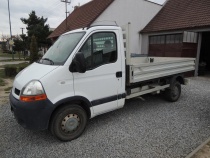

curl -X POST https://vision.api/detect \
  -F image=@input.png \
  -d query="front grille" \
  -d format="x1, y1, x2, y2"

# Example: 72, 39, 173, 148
15, 88, 20, 96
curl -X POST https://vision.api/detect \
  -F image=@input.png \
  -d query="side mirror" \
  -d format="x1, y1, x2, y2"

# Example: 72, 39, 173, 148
69, 52, 86, 73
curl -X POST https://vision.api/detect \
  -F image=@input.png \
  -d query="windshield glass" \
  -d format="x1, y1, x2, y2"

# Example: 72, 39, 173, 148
39, 32, 85, 65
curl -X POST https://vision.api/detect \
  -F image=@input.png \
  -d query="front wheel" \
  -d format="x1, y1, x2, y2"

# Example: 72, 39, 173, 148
50, 104, 87, 141
164, 81, 181, 102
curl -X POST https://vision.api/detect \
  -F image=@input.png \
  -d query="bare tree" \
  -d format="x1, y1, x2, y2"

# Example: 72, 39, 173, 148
1, 34, 10, 41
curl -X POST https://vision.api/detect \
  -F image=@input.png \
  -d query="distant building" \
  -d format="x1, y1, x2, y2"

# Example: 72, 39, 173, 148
49, 28, 55, 32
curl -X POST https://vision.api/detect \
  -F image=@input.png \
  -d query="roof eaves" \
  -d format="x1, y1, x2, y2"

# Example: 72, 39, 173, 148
86, 0, 115, 28
140, 0, 170, 33
48, 0, 114, 39
141, 25, 210, 34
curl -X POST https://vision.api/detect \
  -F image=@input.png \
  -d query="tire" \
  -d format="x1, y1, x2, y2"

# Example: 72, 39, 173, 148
50, 104, 87, 141
164, 81, 181, 102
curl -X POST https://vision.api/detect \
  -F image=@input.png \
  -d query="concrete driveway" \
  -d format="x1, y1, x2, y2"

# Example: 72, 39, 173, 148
0, 77, 210, 158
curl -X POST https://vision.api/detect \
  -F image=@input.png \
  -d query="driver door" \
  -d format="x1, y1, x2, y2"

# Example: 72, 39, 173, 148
73, 31, 122, 116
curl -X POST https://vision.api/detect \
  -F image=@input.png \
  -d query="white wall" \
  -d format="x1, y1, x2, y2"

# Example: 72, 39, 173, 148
94, 0, 162, 54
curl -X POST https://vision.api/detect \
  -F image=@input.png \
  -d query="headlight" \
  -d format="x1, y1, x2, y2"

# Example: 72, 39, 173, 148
22, 81, 44, 95
20, 80, 47, 102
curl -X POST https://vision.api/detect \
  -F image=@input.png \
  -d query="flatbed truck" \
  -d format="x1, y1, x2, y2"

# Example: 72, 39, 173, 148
10, 25, 195, 141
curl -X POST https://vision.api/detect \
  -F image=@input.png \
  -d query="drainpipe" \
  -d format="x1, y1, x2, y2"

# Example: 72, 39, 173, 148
195, 33, 202, 76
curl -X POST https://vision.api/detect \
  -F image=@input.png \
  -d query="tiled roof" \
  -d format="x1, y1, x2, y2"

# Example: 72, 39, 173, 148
141, 0, 210, 33
48, 0, 114, 38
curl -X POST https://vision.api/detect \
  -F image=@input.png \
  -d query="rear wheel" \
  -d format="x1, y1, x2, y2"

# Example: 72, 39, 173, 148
50, 104, 87, 141
164, 81, 181, 102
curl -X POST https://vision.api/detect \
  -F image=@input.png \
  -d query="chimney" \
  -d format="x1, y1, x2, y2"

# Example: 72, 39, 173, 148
74, 3, 80, 10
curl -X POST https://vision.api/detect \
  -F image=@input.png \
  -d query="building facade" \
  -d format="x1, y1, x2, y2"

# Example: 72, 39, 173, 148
141, 0, 210, 76
49, 0, 164, 54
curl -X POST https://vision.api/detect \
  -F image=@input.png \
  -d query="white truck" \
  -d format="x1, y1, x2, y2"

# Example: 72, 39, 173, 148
10, 25, 195, 141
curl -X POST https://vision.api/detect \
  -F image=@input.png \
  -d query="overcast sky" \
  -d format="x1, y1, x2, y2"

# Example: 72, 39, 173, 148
148, 0, 166, 5
0, 0, 91, 37
0, 0, 166, 38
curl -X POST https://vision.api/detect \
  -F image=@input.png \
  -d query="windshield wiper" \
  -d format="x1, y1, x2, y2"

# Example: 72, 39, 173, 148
41, 58, 54, 65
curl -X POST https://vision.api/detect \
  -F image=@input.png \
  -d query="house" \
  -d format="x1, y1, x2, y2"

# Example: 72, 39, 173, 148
141, 0, 210, 76
49, 0, 165, 55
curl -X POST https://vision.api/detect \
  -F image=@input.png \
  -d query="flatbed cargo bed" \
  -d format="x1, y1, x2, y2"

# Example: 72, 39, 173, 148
127, 57, 195, 84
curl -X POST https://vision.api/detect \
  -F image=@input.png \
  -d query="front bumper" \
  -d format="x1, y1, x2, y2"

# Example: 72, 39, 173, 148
9, 93, 54, 130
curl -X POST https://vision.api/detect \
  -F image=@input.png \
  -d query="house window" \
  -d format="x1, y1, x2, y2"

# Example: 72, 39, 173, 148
149, 34, 183, 44
183, 31, 197, 43
160, 35, 165, 44
166, 35, 174, 43
149, 35, 165, 44
175, 34, 183, 43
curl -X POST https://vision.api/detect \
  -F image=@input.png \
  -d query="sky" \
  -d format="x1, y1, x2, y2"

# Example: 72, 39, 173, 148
148, 0, 166, 5
0, 0, 166, 39
0, 0, 91, 38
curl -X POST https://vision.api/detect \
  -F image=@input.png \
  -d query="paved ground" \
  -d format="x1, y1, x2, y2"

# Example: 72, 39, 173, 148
0, 77, 210, 158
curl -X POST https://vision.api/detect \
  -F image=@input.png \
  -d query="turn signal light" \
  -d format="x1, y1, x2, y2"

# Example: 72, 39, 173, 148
20, 94, 47, 102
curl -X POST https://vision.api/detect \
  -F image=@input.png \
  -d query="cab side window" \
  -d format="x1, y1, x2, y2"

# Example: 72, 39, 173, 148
79, 32, 117, 70
80, 37, 92, 69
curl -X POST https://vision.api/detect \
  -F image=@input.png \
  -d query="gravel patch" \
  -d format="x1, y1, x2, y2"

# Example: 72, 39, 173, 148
0, 78, 13, 105
0, 77, 210, 158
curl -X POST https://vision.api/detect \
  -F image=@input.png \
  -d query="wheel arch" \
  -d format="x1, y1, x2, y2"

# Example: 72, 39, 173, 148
176, 75, 184, 85
164, 75, 183, 102
169, 74, 184, 87
49, 96, 92, 126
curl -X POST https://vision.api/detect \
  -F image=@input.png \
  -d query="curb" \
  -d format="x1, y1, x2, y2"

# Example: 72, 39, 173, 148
186, 137, 210, 158
0, 96, 9, 98
0, 61, 29, 66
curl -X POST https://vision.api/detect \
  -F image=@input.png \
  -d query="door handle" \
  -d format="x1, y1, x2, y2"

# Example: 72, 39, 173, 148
116, 71, 122, 78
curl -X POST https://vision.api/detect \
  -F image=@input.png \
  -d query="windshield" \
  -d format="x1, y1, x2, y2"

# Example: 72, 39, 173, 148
39, 32, 85, 65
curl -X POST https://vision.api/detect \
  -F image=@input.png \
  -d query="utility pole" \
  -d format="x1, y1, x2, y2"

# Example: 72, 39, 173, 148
61, 0, 71, 30
7, 0, 14, 60
20, 28, 25, 59
20, 28, 25, 35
